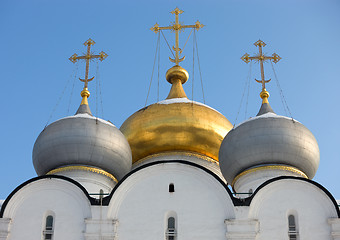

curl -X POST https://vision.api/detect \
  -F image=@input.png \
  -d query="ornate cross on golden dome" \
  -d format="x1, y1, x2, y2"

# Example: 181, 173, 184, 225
69, 39, 108, 105
241, 40, 281, 102
151, 7, 204, 66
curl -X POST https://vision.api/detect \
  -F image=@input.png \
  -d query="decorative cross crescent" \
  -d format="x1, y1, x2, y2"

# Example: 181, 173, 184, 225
150, 7, 204, 66
69, 38, 108, 88
241, 40, 281, 91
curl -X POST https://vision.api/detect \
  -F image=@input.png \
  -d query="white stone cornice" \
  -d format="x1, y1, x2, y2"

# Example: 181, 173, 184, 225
84, 218, 118, 240
328, 218, 340, 240
225, 219, 259, 240
0, 218, 11, 240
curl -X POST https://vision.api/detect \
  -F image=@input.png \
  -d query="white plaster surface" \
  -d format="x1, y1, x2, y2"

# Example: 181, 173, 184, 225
2, 178, 92, 240
233, 168, 304, 194
0, 162, 339, 240
249, 178, 338, 240
108, 162, 234, 240
52, 170, 116, 197
132, 153, 227, 183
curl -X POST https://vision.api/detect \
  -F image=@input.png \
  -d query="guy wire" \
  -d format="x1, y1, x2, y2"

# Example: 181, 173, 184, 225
145, 32, 160, 106
45, 62, 79, 128
233, 61, 252, 128
194, 30, 205, 104
270, 61, 293, 119
160, 30, 175, 59
192, 29, 195, 103
67, 61, 79, 115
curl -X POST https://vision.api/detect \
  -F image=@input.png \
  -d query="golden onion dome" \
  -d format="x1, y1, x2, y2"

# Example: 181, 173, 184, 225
120, 65, 233, 165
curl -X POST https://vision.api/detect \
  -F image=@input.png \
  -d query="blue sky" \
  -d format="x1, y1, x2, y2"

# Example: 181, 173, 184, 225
1, 0, 340, 199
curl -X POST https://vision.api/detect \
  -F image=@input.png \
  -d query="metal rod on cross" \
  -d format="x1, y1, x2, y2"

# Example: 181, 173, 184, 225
241, 40, 281, 102
69, 38, 108, 105
150, 8, 204, 66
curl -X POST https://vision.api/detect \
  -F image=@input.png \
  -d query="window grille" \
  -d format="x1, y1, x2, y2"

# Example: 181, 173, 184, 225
166, 217, 177, 240
288, 214, 298, 240
43, 215, 54, 240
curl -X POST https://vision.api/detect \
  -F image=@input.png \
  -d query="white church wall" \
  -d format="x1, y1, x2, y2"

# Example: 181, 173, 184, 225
328, 218, 340, 240
84, 206, 118, 240
249, 178, 338, 240
52, 170, 116, 196
2, 178, 92, 240
132, 153, 227, 183
108, 162, 235, 240
224, 206, 259, 240
233, 168, 305, 194
0, 218, 10, 240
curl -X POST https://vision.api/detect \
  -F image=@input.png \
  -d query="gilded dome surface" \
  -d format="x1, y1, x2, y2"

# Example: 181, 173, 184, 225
120, 66, 232, 164
219, 111, 320, 183
33, 112, 132, 180
120, 98, 232, 164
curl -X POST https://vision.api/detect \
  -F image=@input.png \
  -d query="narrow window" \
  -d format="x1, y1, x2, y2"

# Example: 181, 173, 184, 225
169, 183, 175, 193
166, 217, 176, 240
44, 215, 54, 240
288, 215, 298, 240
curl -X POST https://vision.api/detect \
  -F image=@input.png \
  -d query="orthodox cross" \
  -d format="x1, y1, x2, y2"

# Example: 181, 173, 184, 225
69, 38, 108, 88
151, 7, 204, 65
241, 40, 281, 91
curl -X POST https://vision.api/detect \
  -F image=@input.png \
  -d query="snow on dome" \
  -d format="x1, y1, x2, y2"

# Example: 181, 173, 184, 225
234, 112, 300, 128
57, 113, 115, 126
157, 97, 223, 114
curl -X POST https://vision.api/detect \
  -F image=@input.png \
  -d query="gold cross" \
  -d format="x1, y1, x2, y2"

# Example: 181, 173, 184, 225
151, 8, 204, 66
69, 38, 108, 88
241, 40, 281, 92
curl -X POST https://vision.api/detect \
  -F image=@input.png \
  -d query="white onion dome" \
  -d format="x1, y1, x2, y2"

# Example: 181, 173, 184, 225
32, 88, 132, 181
219, 90, 320, 184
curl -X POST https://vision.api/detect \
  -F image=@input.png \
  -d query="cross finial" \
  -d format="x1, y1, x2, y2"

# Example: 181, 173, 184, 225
150, 8, 204, 66
69, 38, 108, 106
241, 40, 281, 103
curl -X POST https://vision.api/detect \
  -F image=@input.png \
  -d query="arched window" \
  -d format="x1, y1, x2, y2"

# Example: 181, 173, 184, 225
169, 183, 175, 193
43, 215, 54, 240
288, 214, 298, 240
166, 217, 176, 240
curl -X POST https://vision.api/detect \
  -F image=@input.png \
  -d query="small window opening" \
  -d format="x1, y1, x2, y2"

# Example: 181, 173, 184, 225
44, 215, 54, 240
166, 217, 176, 240
169, 183, 175, 193
288, 215, 298, 240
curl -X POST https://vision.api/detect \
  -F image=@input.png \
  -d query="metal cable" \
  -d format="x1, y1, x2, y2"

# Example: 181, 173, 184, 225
45, 62, 78, 128
192, 30, 195, 102
95, 59, 104, 119
233, 61, 252, 127
145, 32, 160, 106
245, 62, 252, 119
157, 33, 160, 102
67, 61, 79, 115
160, 30, 176, 59
182, 28, 193, 55
96, 60, 99, 118
97, 61, 104, 118
270, 61, 293, 119
194, 30, 205, 103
